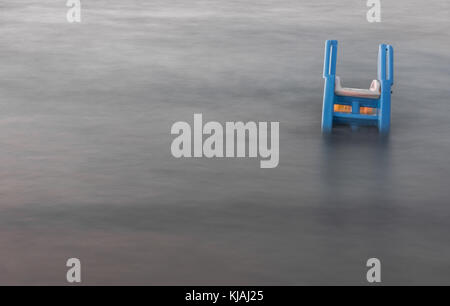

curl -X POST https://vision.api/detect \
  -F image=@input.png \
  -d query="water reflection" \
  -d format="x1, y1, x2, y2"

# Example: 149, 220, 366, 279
321, 127, 391, 195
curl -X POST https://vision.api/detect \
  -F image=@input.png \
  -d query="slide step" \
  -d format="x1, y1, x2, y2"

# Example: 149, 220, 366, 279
333, 112, 378, 126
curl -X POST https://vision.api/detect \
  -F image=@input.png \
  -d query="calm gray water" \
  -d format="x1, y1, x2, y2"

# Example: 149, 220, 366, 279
1, 0, 450, 285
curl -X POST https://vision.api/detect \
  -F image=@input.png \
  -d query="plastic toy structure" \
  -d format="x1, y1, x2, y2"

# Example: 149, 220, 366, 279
321, 40, 394, 133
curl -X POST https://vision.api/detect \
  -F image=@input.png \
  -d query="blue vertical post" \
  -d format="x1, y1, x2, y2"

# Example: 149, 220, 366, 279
351, 100, 360, 131
322, 40, 338, 133
378, 44, 394, 134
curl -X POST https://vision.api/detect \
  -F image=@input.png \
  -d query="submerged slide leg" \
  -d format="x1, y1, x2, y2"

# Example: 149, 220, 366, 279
322, 76, 334, 133
322, 40, 338, 133
377, 44, 394, 134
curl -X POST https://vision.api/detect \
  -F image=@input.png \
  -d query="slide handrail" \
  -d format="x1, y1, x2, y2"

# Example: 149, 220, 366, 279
378, 44, 394, 85
323, 40, 338, 78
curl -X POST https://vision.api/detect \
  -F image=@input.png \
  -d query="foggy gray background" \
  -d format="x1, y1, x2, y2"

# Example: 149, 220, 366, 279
1, 0, 449, 285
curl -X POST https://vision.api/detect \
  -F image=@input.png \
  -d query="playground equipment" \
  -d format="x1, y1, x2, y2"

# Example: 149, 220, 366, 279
321, 40, 394, 133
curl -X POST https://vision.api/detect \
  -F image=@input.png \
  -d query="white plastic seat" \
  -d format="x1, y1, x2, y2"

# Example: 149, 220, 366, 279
335, 76, 381, 99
